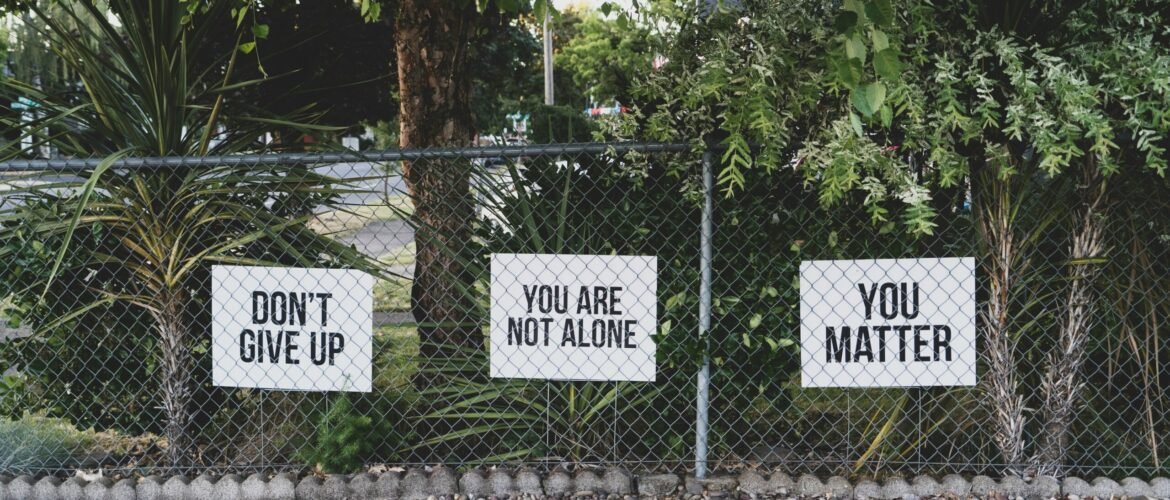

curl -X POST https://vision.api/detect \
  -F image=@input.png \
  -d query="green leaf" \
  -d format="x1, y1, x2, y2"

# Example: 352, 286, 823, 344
865, 0, 894, 26
239, 41, 256, 54
852, 82, 886, 117
870, 28, 889, 51
844, 0, 866, 18
251, 24, 269, 40
873, 48, 902, 80
834, 11, 858, 33
616, 13, 631, 30
880, 103, 893, 128
360, 0, 381, 22
849, 111, 865, 137
498, 0, 520, 12
235, 5, 248, 28
845, 34, 867, 64
834, 55, 864, 88
42, 151, 127, 300
659, 319, 672, 337
749, 313, 763, 329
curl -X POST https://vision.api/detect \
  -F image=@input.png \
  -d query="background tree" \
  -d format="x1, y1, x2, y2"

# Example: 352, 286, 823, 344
393, 0, 484, 383
388, 0, 564, 382
558, 11, 653, 105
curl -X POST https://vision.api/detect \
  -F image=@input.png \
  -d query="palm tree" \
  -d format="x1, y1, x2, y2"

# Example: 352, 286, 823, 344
0, 0, 380, 468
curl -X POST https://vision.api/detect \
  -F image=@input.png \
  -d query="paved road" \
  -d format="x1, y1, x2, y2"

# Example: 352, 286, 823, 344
341, 219, 415, 263
1, 162, 407, 209
313, 162, 407, 207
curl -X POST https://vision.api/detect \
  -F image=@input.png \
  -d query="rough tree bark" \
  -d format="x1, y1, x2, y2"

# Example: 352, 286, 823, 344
396, 0, 483, 385
1034, 160, 1108, 476
973, 156, 1028, 475
153, 288, 194, 470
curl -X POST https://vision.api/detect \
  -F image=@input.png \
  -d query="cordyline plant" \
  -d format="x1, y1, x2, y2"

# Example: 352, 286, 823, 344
0, 0, 381, 469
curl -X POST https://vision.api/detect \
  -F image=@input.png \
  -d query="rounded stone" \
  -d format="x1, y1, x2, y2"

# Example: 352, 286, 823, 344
187, 473, 222, 500
238, 474, 266, 500
700, 476, 738, 495
322, 475, 353, 499
573, 471, 603, 495
58, 477, 88, 500
109, 479, 136, 500
268, 473, 298, 499
401, 469, 430, 500
636, 474, 679, 497
214, 474, 244, 499
765, 472, 793, 495
430, 467, 459, 496
853, 479, 881, 499
1121, 477, 1155, 497
33, 476, 63, 500
1027, 476, 1059, 497
375, 472, 403, 500
734, 471, 766, 495
542, 471, 572, 496
350, 473, 379, 499
459, 470, 490, 499
6, 475, 36, 500
969, 475, 997, 496
880, 477, 912, 499
997, 475, 1028, 496
1061, 476, 1093, 498
940, 474, 970, 496
295, 476, 325, 499
911, 475, 941, 497
824, 476, 852, 497
1149, 476, 1170, 497
1091, 477, 1123, 498
83, 477, 113, 500
795, 474, 824, 497
134, 476, 165, 500
161, 476, 190, 500
515, 469, 543, 495
601, 469, 632, 495
488, 470, 515, 497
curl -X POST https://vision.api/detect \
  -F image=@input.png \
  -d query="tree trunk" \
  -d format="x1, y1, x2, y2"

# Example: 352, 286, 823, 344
396, 0, 483, 386
152, 288, 194, 470
1034, 161, 1108, 477
973, 156, 1028, 475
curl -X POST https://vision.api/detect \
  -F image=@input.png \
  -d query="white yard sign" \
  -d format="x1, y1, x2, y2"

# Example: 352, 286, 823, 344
212, 266, 373, 392
490, 253, 657, 382
800, 257, 976, 388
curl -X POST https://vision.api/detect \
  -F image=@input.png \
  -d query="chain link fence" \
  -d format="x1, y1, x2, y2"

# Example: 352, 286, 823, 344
0, 142, 1168, 479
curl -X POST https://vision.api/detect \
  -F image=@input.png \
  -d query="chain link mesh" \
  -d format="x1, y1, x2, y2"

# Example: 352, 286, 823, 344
0, 142, 1167, 480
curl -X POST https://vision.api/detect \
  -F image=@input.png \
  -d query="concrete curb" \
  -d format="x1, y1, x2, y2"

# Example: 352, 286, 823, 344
0, 468, 1157, 499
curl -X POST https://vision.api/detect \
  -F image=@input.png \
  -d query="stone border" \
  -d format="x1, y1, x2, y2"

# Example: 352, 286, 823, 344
3, 468, 1169, 499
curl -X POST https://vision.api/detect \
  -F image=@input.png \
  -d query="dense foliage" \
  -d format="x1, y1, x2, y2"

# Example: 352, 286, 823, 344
0, 0, 383, 469
620, 0, 1170, 474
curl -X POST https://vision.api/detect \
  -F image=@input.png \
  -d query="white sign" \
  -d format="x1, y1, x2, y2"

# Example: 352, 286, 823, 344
212, 266, 373, 392
800, 257, 976, 388
490, 253, 657, 381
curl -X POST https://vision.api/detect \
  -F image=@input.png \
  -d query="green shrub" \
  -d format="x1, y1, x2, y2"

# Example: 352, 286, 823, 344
300, 393, 397, 473
0, 413, 94, 471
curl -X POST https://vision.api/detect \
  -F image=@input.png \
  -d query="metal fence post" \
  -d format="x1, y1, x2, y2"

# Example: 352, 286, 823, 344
695, 150, 714, 479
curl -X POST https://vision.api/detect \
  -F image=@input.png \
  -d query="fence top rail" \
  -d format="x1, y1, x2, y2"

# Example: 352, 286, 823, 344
0, 142, 691, 172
